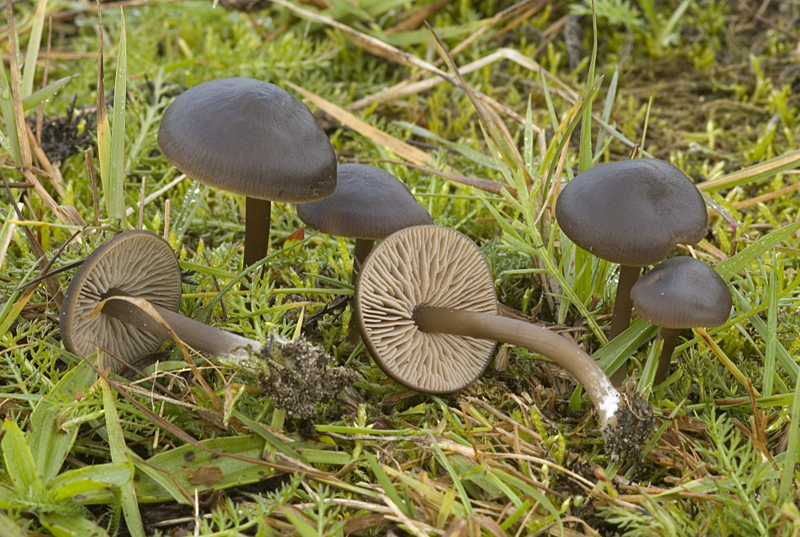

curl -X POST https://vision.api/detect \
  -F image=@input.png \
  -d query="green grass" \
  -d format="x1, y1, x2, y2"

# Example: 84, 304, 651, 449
2, 0, 800, 535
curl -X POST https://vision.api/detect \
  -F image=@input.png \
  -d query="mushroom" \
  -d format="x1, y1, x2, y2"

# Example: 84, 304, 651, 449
296, 163, 433, 276
296, 163, 433, 341
555, 159, 708, 383
631, 256, 731, 384
355, 225, 654, 459
60, 230, 260, 372
158, 78, 337, 267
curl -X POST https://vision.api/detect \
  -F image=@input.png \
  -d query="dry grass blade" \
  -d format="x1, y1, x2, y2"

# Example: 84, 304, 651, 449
6, 3, 31, 169
698, 149, 800, 191
83, 295, 225, 415
272, 0, 525, 125
124, 174, 187, 217
382, 0, 550, 112
426, 23, 526, 178
386, 0, 454, 34
25, 123, 65, 198
731, 181, 800, 209
695, 327, 757, 395
347, 45, 643, 158
371, 159, 516, 196
286, 82, 433, 166
2, 4, 79, 225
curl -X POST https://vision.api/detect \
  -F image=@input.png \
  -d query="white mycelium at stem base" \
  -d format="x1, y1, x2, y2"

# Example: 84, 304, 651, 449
355, 226, 624, 431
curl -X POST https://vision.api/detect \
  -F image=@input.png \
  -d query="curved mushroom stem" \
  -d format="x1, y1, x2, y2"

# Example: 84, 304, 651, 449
102, 297, 260, 358
609, 264, 641, 386
413, 305, 620, 427
654, 327, 679, 384
347, 238, 375, 344
413, 305, 656, 459
245, 197, 272, 268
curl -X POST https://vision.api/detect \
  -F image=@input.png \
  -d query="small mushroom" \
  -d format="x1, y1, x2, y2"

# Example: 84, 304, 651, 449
60, 230, 260, 372
631, 256, 732, 384
355, 225, 654, 459
158, 78, 337, 267
296, 163, 433, 341
555, 159, 708, 383
297, 163, 433, 275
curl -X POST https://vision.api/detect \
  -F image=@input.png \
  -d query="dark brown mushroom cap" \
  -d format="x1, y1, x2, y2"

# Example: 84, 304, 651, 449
355, 225, 497, 394
158, 78, 336, 203
555, 159, 708, 266
296, 164, 433, 239
60, 231, 182, 371
631, 256, 731, 329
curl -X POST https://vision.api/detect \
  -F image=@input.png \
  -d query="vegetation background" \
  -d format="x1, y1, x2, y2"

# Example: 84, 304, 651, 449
1, 0, 800, 535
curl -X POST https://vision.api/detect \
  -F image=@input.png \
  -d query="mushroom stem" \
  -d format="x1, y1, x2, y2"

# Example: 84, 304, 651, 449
352, 239, 375, 278
347, 238, 376, 344
244, 197, 272, 267
609, 264, 641, 385
413, 305, 620, 427
654, 327, 680, 384
102, 297, 260, 357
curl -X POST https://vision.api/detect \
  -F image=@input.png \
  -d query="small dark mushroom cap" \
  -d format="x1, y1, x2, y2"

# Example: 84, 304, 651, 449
60, 231, 182, 371
296, 164, 433, 239
555, 159, 708, 266
355, 225, 497, 393
158, 78, 336, 203
631, 256, 731, 329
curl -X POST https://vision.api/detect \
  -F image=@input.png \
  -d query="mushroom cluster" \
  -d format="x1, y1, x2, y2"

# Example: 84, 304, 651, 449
57, 78, 686, 459
555, 158, 730, 383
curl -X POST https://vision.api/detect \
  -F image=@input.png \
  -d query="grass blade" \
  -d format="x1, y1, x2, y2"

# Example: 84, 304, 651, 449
22, 75, 77, 111
29, 361, 96, 482
101, 378, 144, 537
108, 7, 127, 220
365, 452, 411, 517
22, 0, 48, 98
39, 513, 109, 537
96, 4, 111, 217
1, 419, 38, 493
779, 354, 800, 499
716, 221, 800, 280
6, 3, 31, 168
698, 149, 800, 191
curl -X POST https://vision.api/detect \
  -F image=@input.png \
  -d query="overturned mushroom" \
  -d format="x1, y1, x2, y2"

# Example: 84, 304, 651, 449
631, 256, 731, 384
60, 230, 260, 372
355, 225, 654, 459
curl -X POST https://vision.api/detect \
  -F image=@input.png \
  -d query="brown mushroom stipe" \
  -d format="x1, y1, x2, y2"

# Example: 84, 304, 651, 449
60, 231, 260, 372
555, 159, 708, 385
355, 226, 655, 459
158, 78, 337, 267
631, 256, 732, 384
297, 163, 433, 342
